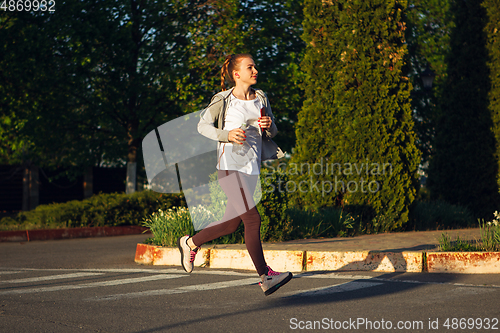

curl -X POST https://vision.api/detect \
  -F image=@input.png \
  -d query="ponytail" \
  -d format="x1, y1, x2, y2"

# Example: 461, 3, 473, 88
220, 55, 232, 91
220, 53, 253, 91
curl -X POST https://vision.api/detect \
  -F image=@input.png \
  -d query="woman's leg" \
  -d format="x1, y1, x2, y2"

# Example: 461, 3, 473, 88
240, 206, 267, 276
191, 170, 267, 276
191, 170, 245, 247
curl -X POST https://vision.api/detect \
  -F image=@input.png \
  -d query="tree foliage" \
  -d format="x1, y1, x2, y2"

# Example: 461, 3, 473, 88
291, 0, 420, 230
427, 0, 500, 218
240, 0, 306, 153
405, 0, 455, 164
483, 0, 500, 185
0, 0, 305, 186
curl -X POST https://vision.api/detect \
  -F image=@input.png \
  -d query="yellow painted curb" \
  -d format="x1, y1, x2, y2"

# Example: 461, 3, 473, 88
427, 252, 500, 273
153, 247, 210, 267
209, 249, 304, 272
306, 251, 423, 272
134, 244, 209, 267
135, 243, 156, 265
136, 244, 500, 274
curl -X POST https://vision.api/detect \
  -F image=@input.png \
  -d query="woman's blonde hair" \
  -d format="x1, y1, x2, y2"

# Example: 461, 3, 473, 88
220, 53, 253, 91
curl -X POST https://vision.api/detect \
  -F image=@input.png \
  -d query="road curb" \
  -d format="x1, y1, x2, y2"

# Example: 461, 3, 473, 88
134, 243, 210, 267
426, 252, 500, 273
210, 249, 304, 272
306, 251, 423, 272
134, 244, 426, 273
0, 226, 150, 242
135, 244, 500, 274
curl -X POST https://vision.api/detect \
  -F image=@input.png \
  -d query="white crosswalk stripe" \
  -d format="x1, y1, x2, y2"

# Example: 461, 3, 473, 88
0, 271, 23, 275
1, 272, 104, 283
5, 268, 497, 303
88, 277, 259, 302
283, 281, 383, 297
0, 274, 186, 295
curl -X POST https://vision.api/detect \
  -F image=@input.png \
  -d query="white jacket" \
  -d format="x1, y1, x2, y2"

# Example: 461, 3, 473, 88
198, 87, 284, 161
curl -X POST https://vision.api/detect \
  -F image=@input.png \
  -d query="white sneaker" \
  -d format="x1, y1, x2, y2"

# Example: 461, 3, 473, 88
259, 266, 293, 296
177, 235, 198, 273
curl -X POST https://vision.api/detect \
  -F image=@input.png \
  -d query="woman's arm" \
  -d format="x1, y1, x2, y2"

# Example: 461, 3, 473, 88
197, 95, 230, 142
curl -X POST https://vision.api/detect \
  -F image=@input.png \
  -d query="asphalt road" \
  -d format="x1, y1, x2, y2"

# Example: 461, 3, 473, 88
1, 235, 500, 332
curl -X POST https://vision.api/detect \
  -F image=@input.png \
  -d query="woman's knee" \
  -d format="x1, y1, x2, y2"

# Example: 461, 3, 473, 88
242, 208, 261, 227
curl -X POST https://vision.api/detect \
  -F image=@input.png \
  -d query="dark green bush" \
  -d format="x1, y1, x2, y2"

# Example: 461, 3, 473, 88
0, 191, 186, 230
258, 168, 290, 242
407, 200, 475, 230
285, 207, 356, 240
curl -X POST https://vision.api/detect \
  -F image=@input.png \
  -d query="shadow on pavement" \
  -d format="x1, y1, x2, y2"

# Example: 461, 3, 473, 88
136, 268, 463, 333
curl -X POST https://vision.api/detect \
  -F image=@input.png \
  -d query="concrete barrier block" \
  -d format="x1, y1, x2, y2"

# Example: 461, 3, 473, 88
135, 243, 156, 265
263, 250, 304, 272
306, 251, 422, 272
153, 247, 209, 267
426, 252, 500, 273
209, 249, 255, 270
209, 249, 304, 272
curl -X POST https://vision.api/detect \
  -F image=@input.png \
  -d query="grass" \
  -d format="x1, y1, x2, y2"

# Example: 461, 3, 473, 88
142, 205, 357, 247
142, 207, 195, 247
284, 207, 356, 240
439, 212, 500, 252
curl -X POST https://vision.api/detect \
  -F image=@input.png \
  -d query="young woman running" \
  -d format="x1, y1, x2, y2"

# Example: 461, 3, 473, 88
177, 53, 292, 296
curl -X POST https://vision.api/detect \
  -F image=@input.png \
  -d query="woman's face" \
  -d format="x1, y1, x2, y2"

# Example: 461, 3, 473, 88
234, 57, 258, 86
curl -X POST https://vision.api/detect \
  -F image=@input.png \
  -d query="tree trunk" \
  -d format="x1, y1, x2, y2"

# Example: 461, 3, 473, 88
22, 164, 29, 211
29, 165, 39, 210
83, 167, 93, 198
126, 162, 137, 194
22, 163, 40, 211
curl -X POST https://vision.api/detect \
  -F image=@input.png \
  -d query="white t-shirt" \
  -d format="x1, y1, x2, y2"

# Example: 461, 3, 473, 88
217, 94, 263, 175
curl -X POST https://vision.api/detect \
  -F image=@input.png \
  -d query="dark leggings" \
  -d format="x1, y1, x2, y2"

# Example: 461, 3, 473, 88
191, 170, 267, 276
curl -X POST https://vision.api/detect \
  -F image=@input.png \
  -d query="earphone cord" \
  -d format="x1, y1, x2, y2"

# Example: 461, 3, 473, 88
218, 143, 226, 169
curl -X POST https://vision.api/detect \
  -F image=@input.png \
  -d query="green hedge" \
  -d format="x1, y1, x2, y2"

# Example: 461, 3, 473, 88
407, 200, 476, 231
0, 191, 186, 230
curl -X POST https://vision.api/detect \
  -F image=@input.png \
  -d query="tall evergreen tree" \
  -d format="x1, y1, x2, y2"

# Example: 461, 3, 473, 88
427, 0, 499, 218
291, 0, 420, 229
406, 0, 455, 165
483, 0, 500, 186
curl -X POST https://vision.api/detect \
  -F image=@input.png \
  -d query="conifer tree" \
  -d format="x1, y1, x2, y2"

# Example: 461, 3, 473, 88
484, 0, 500, 186
406, 0, 455, 165
291, 0, 420, 229
427, 0, 500, 218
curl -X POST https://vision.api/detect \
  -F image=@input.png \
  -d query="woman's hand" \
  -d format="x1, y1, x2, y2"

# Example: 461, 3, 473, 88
258, 116, 272, 129
228, 128, 246, 145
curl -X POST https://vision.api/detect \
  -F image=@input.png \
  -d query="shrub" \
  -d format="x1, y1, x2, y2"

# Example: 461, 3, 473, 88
258, 168, 290, 242
407, 200, 475, 230
0, 191, 186, 230
439, 213, 500, 251
142, 207, 195, 247
285, 207, 356, 240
